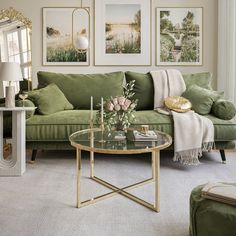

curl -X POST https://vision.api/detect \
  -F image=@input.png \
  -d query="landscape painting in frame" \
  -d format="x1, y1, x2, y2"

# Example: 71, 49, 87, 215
43, 7, 89, 66
156, 8, 203, 66
95, 0, 151, 66
105, 4, 141, 54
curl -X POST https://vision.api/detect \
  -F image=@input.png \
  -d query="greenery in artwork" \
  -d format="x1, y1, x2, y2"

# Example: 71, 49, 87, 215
105, 4, 141, 54
47, 46, 86, 62
46, 27, 87, 62
160, 9, 201, 63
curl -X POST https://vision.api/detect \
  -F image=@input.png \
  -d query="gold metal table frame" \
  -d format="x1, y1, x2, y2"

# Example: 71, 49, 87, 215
70, 128, 172, 212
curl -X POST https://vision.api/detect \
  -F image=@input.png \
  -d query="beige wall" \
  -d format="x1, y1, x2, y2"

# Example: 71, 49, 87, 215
0, 0, 218, 88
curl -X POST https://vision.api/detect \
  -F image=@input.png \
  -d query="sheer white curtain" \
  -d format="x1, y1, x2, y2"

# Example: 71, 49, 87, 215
218, 0, 236, 105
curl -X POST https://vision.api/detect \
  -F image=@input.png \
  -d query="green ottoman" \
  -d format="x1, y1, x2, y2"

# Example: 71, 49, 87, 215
190, 184, 236, 236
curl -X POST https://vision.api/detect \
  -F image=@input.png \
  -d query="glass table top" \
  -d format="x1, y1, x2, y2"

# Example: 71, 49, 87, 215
69, 128, 172, 154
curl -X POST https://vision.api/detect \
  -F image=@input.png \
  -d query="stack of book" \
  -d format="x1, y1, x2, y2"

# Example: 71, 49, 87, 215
201, 182, 236, 206
133, 130, 158, 141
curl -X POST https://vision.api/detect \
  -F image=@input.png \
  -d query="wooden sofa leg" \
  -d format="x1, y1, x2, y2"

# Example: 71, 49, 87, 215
30, 149, 37, 163
219, 150, 226, 164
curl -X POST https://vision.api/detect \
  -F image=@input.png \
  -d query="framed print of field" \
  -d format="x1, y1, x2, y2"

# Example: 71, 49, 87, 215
43, 7, 90, 66
156, 7, 203, 66
94, 0, 151, 66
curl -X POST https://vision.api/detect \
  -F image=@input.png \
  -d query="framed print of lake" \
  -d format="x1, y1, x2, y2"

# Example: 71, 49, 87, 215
43, 7, 90, 66
95, 0, 151, 66
156, 8, 203, 66
105, 4, 141, 54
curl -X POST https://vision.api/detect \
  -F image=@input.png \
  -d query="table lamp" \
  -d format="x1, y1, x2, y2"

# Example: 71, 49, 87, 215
0, 62, 23, 108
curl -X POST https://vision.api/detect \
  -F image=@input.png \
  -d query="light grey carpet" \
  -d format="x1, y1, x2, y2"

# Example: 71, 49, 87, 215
0, 150, 236, 236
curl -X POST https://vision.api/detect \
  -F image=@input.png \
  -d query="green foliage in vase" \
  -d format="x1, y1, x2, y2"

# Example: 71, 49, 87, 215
97, 80, 138, 131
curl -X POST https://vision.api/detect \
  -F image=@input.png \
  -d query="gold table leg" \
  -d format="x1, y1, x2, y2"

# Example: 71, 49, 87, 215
76, 150, 161, 212
76, 148, 81, 208
154, 150, 160, 212
90, 151, 94, 178
152, 151, 156, 179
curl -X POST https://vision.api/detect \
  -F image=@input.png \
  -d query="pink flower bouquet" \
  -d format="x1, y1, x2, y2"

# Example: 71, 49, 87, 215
97, 80, 138, 131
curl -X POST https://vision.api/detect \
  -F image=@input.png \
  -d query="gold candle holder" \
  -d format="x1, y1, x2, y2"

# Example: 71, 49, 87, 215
90, 96, 93, 129
89, 119, 93, 129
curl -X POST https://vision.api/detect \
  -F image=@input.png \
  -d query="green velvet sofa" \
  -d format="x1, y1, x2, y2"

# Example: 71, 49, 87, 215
3, 71, 236, 162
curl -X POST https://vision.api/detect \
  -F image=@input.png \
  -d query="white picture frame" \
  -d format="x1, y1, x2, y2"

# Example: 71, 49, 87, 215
43, 7, 90, 66
156, 7, 203, 66
94, 0, 151, 66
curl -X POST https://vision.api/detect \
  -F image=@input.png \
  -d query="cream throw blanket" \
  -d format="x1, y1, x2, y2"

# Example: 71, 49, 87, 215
150, 69, 214, 165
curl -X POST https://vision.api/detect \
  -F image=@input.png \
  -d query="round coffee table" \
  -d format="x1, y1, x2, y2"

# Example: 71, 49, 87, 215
69, 128, 172, 212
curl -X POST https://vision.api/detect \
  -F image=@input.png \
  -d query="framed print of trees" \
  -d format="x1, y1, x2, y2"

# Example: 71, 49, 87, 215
156, 8, 203, 66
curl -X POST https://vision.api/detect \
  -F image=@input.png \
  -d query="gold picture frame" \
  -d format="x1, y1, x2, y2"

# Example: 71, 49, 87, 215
42, 7, 90, 66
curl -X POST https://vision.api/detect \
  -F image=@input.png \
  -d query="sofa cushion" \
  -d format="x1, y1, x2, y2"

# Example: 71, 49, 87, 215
182, 72, 212, 89
205, 114, 236, 141
123, 71, 212, 111
132, 111, 236, 141
125, 71, 154, 110
37, 71, 124, 109
28, 83, 73, 115
26, 110, 95, 141
26, 110, 236, 142
182, 85, 224, 115
212, 99, 236, 120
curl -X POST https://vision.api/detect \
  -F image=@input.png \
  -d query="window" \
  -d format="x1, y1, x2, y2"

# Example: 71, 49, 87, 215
4, 26, 31, 80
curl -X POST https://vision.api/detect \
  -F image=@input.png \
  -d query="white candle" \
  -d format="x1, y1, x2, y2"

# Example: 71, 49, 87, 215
90, 96, 93, 122
101, 97, 104, 123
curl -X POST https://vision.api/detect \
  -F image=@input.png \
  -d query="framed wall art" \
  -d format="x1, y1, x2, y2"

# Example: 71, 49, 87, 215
94, 0, 151, 66
156, 7, 203, 66
43, 7, 90, 66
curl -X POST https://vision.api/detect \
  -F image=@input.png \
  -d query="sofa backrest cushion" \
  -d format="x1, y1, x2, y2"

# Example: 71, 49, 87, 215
182, 72, 212, 89
37, 71, 124, 109
125, 71, 212, 110
125, 71, 154, 110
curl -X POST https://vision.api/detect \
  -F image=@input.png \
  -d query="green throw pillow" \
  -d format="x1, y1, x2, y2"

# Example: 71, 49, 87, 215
28, 83, 73, 115
125, 71, 154, 110
212, 99, 236, 120
182, 85, 224, 115
182, 72, 212, 89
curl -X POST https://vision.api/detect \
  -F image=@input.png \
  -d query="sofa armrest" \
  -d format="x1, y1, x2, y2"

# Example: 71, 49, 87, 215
16, 99, 36, 119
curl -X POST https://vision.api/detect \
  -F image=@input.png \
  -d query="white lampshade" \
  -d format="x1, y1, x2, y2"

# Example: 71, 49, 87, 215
0, 62, 23, 82
75, 36, 89, 51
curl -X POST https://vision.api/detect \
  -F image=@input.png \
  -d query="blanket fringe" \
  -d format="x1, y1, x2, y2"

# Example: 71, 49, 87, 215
173, 142, 215, 165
